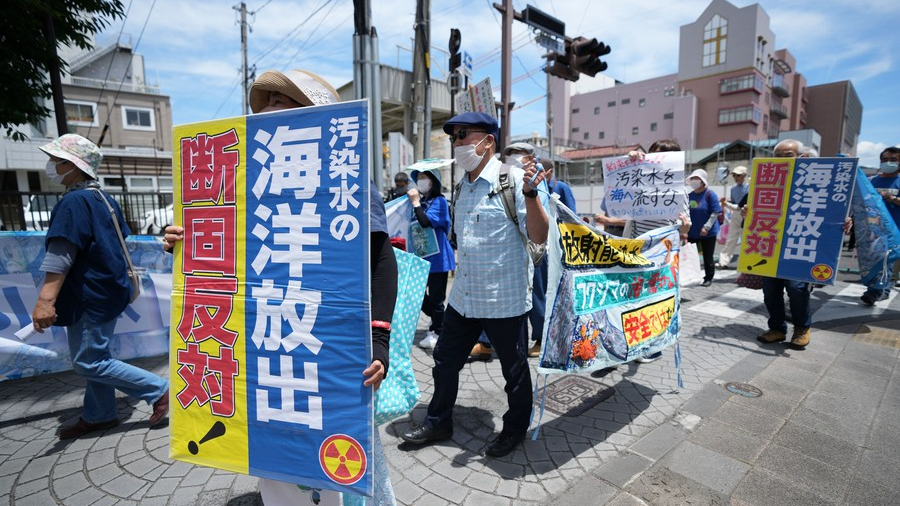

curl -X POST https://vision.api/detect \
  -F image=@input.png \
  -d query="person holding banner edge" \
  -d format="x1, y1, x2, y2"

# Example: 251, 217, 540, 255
400, 112, 549, 458
860, 146, 900, 304
408, 167, 455, 349
32, 134, 170, 440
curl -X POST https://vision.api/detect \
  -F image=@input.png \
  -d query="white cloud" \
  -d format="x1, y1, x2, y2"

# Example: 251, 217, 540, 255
856, 141, 890, 167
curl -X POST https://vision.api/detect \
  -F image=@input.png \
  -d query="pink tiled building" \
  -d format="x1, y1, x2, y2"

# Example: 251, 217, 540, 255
550, 0, 861, 159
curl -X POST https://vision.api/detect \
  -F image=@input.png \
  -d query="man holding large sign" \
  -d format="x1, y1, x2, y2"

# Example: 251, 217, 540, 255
740, 139, 855, 349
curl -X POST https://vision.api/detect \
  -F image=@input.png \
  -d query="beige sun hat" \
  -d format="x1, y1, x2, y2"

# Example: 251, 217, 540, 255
249, 69, 340, 113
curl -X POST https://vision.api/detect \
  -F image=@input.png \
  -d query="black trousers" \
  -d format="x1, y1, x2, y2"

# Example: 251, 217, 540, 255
420, 271, 448, 334
424, 305, 533, 435
690, 236, 718, 282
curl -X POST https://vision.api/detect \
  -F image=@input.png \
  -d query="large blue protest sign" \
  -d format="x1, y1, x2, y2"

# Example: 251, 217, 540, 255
538, 199, 682, 374
170, 100, 373, 496
738, 158, 856, 285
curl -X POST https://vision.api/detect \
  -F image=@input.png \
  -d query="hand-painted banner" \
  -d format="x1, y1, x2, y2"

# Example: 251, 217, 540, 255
737, 157, 857, 285
849, 167, 900, 290
537, 200, 682, 374
170, 100, 373, 497
0, 233, 171, 382
602, 151, 686, 221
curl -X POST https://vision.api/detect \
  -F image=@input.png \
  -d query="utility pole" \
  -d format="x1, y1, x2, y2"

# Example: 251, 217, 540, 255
494, 0, 513, 151
546, 70, 554, 173
353, 0, 385, 192
411, 0, 431, 160
235, 2, 250, 115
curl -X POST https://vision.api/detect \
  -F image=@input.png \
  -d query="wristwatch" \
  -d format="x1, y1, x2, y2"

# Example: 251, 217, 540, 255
523, 188, 538, 199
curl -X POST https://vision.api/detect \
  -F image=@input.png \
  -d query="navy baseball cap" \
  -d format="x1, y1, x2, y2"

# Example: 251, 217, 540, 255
443, 112, 499, 140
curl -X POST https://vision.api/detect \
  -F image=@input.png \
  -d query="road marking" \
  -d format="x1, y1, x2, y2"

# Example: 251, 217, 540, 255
813, 284, 898, 322
686, 287, 764, 318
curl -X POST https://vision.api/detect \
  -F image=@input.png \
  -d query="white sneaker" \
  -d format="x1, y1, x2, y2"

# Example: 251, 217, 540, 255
417, 331, 438, 349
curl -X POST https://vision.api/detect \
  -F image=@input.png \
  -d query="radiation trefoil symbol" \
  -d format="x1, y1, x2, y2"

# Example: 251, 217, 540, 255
319, 434, 367, 485
811, 264, 833, 282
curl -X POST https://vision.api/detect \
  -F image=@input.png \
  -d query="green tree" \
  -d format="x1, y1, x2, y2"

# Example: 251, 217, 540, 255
0, 0, 125, 141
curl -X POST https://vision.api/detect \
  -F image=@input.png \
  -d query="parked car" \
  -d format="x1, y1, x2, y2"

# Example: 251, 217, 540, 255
141, 203, 174, 235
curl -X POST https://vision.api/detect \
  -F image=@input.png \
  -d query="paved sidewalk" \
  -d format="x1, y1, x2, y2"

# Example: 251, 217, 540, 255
1, 259, 898, 505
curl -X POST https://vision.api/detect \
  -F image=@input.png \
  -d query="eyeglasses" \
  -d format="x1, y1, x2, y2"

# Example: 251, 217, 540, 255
449, 129, 486, 143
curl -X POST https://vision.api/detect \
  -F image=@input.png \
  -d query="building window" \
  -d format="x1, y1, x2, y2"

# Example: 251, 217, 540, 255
650, 122, 658, 132
584, 132, 589, 140
664, 87, 675, 97
621, 98, 631, 105
101, 176, 125, 191
720, 74, 764, 94
663, 112, 674, 120
572, 108, 580, 114
598, 131, 605, 140
122, 106, 155, 131
607, 101, 616, 107
64, 100, 98, 127
572, 127, 580, 133
632, 126, 639, 135
702, 14, 727, 67
718, 105, 762, 125
594, 107, 600, 114
639, 98, 646, 107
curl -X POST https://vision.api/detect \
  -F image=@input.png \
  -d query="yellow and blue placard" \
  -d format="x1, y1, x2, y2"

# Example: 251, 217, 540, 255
738, 157, 857, 285
170, 100, 373, 496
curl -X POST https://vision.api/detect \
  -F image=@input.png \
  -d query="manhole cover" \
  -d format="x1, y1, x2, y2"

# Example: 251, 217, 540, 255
724, 382, 762, 398
539, 375, 615, 417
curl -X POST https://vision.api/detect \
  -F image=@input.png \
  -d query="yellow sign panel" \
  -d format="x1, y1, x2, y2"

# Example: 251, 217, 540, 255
737, 158, 795, 277
558, 223, 651, 268
620, 296, 676, 348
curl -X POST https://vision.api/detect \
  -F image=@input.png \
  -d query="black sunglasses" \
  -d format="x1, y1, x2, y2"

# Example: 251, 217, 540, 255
449, 129, 487, 143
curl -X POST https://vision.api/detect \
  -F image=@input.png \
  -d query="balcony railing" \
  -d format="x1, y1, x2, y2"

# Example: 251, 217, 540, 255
63, 75, 161, 95
771, 74, 790, 98
769, 102, 788, 119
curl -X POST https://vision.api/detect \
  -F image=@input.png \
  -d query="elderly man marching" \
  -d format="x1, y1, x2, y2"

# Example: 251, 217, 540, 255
401, 112, 549, 457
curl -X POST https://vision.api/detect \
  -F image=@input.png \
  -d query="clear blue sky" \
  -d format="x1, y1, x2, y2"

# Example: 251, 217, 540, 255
99, 0, 899, 166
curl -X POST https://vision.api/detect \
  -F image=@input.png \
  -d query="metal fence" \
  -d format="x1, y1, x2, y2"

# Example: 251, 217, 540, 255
0, 191, 173, 235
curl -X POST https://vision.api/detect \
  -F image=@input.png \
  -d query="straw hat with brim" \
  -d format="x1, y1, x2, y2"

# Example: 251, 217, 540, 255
39, 134, 102, 180
249, 69, 340, 113
731, 166, 748, 176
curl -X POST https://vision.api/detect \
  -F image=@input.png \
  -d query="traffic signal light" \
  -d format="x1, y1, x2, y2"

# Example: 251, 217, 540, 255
545, 42, 579, 82
570, 37, 611, 77
449, 28, 461, 72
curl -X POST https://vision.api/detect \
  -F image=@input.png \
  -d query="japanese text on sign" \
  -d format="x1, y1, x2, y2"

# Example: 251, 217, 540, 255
602, 151, 686, 221
558, 223, 651, 268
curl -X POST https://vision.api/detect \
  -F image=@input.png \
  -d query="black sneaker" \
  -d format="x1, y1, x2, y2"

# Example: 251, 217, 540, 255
486, 431, 525, 457
400, 423, 453, 445
860, 293, 877, 306
701, 280, 712, 287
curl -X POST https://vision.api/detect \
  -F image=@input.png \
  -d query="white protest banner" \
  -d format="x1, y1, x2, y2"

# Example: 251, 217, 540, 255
602, 151, 686, 221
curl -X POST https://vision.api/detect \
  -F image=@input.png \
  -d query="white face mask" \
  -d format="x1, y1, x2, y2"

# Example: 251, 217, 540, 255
455, 136, 488, 172
416, 179, 432, 194
507, 154, 524, 167
880, 161, 899, 174
46, 160, 72, 185
689, 180, 703, 190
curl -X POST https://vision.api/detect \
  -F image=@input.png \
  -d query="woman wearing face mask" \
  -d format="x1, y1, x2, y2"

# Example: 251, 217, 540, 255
407, 168, 455, 349
32, 134, 170, 440
686, 168, 721, 287
861, 146, 900, 304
